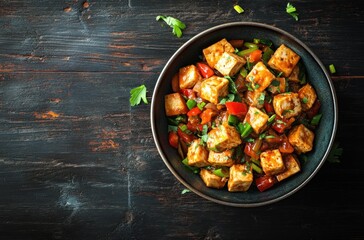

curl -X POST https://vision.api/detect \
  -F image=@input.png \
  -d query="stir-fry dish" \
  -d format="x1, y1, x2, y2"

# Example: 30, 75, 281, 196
164, 38, 322, 192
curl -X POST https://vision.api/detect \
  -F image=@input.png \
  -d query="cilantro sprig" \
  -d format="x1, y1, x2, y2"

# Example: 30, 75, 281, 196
286, 3, 299, 21
156, 15, 186, 38
130, 84, 148, 106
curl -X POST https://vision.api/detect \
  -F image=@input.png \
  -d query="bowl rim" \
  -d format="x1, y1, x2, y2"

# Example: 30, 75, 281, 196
151, 21, 338, 207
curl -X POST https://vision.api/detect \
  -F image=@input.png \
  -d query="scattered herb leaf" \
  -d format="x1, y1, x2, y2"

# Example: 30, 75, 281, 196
286, 3, 299, 21
156, 15, 186, 38
181, 188, 191, 194
327, 142, 343, 163
130, 85, 148, 106
234, 4, 244, 14
329, 64, 336, 74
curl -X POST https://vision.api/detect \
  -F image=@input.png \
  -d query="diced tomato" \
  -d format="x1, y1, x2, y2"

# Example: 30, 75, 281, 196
200, 108, 217, 125
279, 135, 294, 153
248, 49, 262, 63
264, 101, 274, 114
187, 107, 202, 117
168, 131, 179, 148
177, 127, 195, 144
306, 100, 321, 119
244, 142, 260, 160
179, 89, 196, 99
196, 62, 214, 78
225, 102, 248, 117
271, 116, 295, 134
256, 175, 276, 192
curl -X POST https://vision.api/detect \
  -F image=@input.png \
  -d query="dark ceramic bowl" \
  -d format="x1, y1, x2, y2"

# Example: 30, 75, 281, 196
151, 22, 338, 207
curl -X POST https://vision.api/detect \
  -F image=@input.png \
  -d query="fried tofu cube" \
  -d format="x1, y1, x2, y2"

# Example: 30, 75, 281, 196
246, 61, 276, 92
203, 38, 235, 68
179, 64, 202, 89
298, 83, 317, 111
200, 168, 228, 189
268, 44, 300, 77
164, 93, 188, 116
288, 124, 315, 154
260, 149, 285, 176
245, 90, 266, 108
214, 52, 246, 76
243, 106, 269, 134
227, 164, 253, 192
276, 154, 301, 182
267, 77, 286, 95
273, 92, 302, 118
207, 149, 235, 167
200, 76, 229, 104
187, 139, 210, 167
206, 124, 242, 152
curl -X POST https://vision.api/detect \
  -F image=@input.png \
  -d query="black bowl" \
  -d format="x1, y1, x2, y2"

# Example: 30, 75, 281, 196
151, 22, 338, 207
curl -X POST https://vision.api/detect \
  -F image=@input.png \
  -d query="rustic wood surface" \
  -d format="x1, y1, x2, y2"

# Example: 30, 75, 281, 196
0, 0, 363, 239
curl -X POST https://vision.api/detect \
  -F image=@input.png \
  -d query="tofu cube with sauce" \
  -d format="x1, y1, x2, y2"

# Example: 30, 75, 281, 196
187, 139, 210, 167
276, 154, 301, 182
268, 44, 300, 77
260, 149, 285, 176
200, 76, 229, 104
243, 106, 269, 134
298, 83, 317, 111
246, 61, 276, 92
288, 124, 315, 154
203, 38, 235, 69
208, 149, 235, 167
207, 124, 242, 152
273, 92, 302, 118
288, 65, 300, 82
200, 168, 228, 189
245, 90, 266, 108
179, 64, 202, 89
227, 164, 253, 192
164, 93, 188, 117
214, 52, 246, 76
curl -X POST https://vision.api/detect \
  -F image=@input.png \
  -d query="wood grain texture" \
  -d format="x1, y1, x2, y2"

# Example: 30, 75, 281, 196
0, 0, 363, 239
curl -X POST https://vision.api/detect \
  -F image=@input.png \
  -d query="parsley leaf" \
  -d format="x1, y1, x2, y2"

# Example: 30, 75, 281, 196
327, 142, 343, 163
130, 85, 148, 106
286, 3, 299, 21
156, 15, 186, 38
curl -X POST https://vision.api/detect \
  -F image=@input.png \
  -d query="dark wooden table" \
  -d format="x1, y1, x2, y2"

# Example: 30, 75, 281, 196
1, 0, 363, 239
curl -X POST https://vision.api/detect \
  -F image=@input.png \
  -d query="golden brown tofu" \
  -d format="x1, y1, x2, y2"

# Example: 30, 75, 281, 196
273, 92, 302, 118
179, 64, 202, 89
246, 61, 276, 92
276, 154, 301, 182
207, 149, 235, 167
200, 168, 228, 189
288, 124, 315, 154
164, 93, 188, 117
203, 38, 235, 68
214, 52, 246, 76
206, 124, 242, 152
243, 106, 269, 134
260, 149, 285, 176
298, 83, 317, 111
227, 164, 253, 192
200, 76, 229, 104
187, 139, 210, 167
245, 90, 266, 108
268, 44, 300, 77
267, 77, 286, 95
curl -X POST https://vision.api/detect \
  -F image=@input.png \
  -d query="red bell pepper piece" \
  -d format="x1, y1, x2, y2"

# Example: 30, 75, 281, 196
196, 62, 214, 78
225, 102, 248, 117
248, 49, 262, 63
168, 131, 179, 148
271, 116, 295, 134
187, 107, 202, 117
179, 89, 196, 99
177, 127, 195, 144
256, 175, 276, 192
